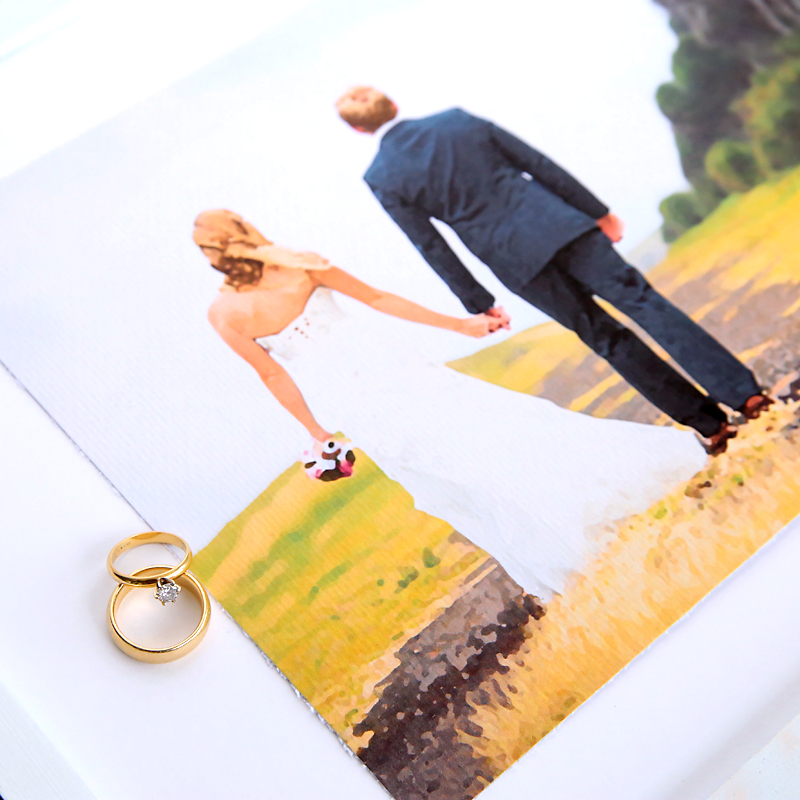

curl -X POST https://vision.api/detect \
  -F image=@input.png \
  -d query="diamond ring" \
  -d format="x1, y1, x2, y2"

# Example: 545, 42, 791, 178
107, 565, 211, 663
155, 576, 181, 605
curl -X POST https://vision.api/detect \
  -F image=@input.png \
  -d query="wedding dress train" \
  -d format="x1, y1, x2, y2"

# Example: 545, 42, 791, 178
258, 288, 708, 597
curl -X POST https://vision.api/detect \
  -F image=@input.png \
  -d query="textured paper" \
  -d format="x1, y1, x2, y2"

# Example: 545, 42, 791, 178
711, 713, 800, 800
3, 3, 800, 799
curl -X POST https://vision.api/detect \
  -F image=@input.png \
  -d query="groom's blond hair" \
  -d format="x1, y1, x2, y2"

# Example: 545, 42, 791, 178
336, 86, 396, 133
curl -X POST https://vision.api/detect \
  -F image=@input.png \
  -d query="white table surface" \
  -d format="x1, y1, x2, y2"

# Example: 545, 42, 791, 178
2, 361, 800, 800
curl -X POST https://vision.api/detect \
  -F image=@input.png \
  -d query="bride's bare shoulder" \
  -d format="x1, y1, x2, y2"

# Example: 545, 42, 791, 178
208, 288, 250, 329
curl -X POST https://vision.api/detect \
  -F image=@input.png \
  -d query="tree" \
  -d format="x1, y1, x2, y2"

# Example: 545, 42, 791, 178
735, 56, 800, 170
653, 5, 800, 241
660, 191, 705, 242
656, 36, 751, 189
657, 36, 752, 128
705, 139, 764, 192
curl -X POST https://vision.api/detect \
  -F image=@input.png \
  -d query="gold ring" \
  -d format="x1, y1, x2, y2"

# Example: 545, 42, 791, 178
107, 565, 211, 663
107, 532, 192, 588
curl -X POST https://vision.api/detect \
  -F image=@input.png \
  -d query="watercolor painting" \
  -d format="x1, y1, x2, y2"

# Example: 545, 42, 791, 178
190, 8, 800, 796
193, 167, 800, 796
2, 2, 800, 799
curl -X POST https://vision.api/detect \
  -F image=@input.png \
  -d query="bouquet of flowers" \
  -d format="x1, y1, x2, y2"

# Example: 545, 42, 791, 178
302, 437, 356, 481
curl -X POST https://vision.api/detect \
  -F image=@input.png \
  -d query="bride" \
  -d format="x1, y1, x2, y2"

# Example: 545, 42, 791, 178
194, 209, 708, 598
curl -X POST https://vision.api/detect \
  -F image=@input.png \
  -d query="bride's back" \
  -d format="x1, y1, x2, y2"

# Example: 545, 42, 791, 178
209, 267, 317, 339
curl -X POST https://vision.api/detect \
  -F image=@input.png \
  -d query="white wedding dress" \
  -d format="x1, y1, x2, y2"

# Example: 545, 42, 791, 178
258, 288, 708, 598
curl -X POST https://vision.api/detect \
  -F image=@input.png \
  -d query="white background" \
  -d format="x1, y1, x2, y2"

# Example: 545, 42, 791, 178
3, 2, 800, 798
711, 712, 800, 799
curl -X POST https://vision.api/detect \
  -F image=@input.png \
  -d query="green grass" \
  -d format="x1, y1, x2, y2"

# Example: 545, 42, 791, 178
193, 452, 490, 730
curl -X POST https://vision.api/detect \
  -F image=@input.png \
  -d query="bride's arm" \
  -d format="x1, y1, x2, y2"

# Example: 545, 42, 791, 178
208, 309, 332, 441
311, 267, 500, 337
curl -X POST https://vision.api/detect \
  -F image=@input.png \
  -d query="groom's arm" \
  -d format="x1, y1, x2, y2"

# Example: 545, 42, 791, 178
376, 194, 495, 314
487, 122, 609, 220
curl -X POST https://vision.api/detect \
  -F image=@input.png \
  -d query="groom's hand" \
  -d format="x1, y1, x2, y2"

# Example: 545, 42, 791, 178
460, 314, 504, 337
597, 213, 624, 243
486, 306, 511, 330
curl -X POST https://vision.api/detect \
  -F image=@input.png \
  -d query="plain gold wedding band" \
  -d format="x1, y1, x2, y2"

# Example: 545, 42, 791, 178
107, 565, 211, 663
107, 532, 192, 587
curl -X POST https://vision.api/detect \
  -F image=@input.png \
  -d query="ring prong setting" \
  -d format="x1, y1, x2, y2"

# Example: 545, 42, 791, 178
155, 577, 181, 605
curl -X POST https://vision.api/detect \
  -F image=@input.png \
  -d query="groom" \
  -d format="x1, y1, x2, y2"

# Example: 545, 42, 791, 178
335, 86, 773, 454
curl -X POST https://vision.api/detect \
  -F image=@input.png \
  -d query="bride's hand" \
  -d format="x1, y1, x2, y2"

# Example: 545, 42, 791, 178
311, 426, 335, 442
458, 314, 504, 338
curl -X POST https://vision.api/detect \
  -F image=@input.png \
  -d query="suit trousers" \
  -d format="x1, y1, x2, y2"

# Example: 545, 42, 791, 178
515, 229, 761, 437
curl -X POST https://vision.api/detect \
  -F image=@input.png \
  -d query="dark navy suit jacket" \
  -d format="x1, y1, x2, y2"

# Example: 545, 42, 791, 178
364, 108, 609, 313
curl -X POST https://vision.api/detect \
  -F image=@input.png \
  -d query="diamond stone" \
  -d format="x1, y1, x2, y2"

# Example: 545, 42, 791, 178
154, 577, 181, 605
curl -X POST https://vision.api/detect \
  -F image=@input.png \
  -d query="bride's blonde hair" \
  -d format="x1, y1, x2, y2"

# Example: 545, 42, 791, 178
193, 209, 272, 288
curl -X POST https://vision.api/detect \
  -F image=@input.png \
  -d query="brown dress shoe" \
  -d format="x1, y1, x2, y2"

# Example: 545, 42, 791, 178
705, 422, 738, 456
739, 394, 775, 420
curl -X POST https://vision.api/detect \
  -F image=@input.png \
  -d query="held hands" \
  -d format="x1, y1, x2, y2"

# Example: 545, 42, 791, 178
596, 213, 624, 243
486, 306, 511, 330
459, 310, 510, 338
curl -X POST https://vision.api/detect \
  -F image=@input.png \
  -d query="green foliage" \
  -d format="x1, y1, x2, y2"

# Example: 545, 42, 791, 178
673, 130, 713, 181
422, 547, 441, 568
672, 36, 752, 106
668, 13, 690, 36
396, 567, 419, 591
774, 32, 800, 58
705, 139, 764, 193
736, 58, 800, 171
656, 82, 699, 127
657, 36, 751, 126
657, 23, 800, 239
657, 34, 751, 224
660, 191, 704, 243
690, 173, 728, 215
